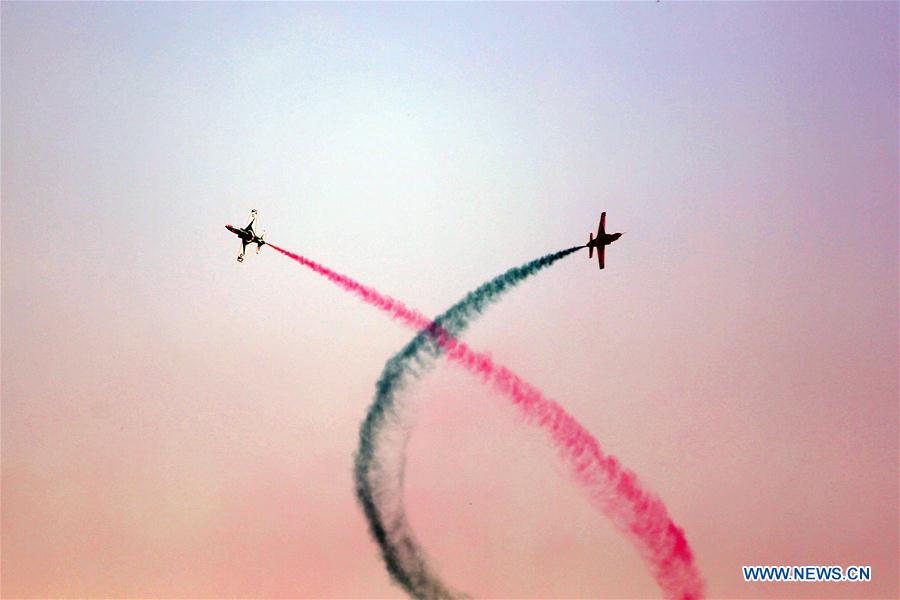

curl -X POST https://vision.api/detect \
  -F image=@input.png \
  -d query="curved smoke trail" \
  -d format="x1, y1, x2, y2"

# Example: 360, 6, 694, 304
354, 246, 582, 598
268, 243, 704, 599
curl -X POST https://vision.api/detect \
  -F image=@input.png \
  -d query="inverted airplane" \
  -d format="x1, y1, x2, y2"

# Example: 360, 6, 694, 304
226, 209, 266, 262
586, 212, 622, 270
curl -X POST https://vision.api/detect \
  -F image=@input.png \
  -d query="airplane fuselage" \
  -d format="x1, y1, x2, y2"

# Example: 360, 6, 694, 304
226, 210, 266, 262
226, 224, 256, 243
586, 212, 621, 270
587, 232, 622, 249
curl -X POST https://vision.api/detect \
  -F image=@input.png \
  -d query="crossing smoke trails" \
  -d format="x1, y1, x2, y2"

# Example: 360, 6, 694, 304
268, 243, 704, 600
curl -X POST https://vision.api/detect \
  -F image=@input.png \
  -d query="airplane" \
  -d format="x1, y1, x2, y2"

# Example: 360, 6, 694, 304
586, 212, 623, 270
225, 209, 266, 262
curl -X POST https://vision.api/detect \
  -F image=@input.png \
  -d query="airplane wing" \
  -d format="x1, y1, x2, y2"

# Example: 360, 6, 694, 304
599, 212, 606, 236
245, 210, 257, 233
597, 245, 605, 270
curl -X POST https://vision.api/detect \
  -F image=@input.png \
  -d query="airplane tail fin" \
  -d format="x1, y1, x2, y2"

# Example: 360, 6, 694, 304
256, 232, 266, 254
589, 232, 594, 258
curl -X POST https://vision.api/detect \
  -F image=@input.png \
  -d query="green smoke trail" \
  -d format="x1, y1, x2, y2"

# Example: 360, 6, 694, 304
354, 245, 583, 599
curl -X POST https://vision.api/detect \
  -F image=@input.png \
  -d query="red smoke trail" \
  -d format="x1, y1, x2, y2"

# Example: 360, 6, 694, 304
269, 244, 431, 331
439, 336, 704, 599
268, 242, 704, 599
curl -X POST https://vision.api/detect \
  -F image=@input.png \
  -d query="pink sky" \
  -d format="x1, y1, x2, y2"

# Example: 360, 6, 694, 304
2, 2, 897, 598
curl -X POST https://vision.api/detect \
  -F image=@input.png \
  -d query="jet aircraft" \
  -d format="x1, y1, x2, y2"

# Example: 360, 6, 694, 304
586, 212, 622, 270
226, 209, 267, 262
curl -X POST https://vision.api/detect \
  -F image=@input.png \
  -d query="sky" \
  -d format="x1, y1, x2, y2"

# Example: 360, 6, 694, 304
2, 2, 897, 599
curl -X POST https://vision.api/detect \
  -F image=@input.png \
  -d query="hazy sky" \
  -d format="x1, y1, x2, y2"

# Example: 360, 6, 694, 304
2, 2, 897, 598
